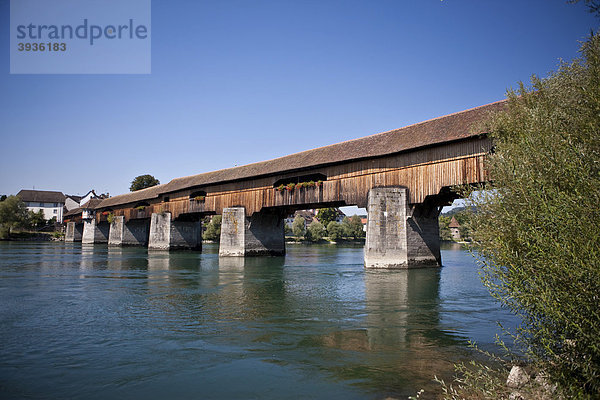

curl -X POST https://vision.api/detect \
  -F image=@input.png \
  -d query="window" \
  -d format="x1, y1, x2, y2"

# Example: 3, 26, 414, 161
39, 203, 44, 207
53, 210, 57, 214
53, 203, 58, 207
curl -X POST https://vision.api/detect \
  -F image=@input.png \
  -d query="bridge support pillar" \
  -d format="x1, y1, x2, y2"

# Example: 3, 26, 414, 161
82, 219, 110, 244
219, 207, 285, 257
65, 222, 83, 242
148, 212, 202, 251
109, 216, 150, 246
364, 187, 441, 269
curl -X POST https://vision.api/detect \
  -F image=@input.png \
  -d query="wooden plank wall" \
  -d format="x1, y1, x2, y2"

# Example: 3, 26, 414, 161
98, 137, 491, 223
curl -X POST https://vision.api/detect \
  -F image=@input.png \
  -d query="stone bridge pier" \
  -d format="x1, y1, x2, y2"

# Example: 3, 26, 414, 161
148, 212, 202, 251
108, 216, 151, 246
364, 187, 442, 269
82, 219, 110, 244
219, 208, 285, 257
65, 222, 84, 242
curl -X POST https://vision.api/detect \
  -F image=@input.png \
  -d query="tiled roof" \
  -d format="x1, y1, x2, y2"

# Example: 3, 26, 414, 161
17, 190, 65, 203
96, 100, 506, 209
80, 199, 103, 209
160, 100, 506, 194
97, 184, 166, 209
449, 216, 461, 228
65, 194, 83, 202
64, 207, 82, 217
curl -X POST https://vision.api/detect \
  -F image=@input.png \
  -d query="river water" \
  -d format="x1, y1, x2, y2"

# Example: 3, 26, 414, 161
0, 242, 517, 399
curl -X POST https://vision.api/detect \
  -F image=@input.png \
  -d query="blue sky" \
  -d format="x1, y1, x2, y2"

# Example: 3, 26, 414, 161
0, 0, 596, 202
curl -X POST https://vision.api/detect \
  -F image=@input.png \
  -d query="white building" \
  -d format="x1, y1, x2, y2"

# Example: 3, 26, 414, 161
64, 190, 103, 212
17, 190, 66, 223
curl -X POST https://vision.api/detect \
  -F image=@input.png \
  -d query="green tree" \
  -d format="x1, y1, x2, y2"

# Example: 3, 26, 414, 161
0, 195, 7, 202
569, 0, 600, 17
326, 221, 342, 241
202, 215, 221, 241
340, 216, 353, 238
0, 195, 29, 238
28, 209, 46, 230
349, 215, 365, 238
129, 174, 160, 192
292, 215, 306, 239
305, 221, 325, 242
317, 208, 338, 226
438, 215, 452, 241
466, 34, 600, 397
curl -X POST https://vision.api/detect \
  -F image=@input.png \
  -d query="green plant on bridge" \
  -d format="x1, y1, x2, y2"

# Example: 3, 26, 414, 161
275, 180, 322, 193
106, 213, 116, 224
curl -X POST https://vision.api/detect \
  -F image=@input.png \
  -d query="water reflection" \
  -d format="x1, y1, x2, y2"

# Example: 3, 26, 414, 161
217, 256, 287, 321
0, 242, 517, 400
316, 268, 462, 397
79, 244, 96, 274
147, 251, 171, 272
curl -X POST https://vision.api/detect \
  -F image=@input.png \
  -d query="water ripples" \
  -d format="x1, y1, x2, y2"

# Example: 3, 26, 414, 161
0, 241, 518, 399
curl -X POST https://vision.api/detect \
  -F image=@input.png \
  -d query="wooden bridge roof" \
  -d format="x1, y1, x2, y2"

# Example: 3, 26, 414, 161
98, 99, 505, 209
99, 184, 166, 208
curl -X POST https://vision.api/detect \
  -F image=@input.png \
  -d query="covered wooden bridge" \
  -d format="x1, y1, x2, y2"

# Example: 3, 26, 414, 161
65, 100, 505, 268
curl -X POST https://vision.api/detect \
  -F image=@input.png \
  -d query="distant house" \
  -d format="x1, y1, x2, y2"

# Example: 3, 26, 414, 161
333, 208, 346, 223
449, 216, 461, 241
285, 209, 317, 229
63, 191, 109, 223
80, 198, 103, 220
64, 195, 83, 212
17, 190, 66, 223
287, 208, 347, 228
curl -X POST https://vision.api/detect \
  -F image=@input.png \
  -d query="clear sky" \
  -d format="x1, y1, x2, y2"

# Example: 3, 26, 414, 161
0, 0, 596, 200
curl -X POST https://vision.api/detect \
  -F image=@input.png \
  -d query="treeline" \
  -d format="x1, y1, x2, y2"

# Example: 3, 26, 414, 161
200, 212, 365, 242
0, 195, 58, 239
287, 215, 365, 242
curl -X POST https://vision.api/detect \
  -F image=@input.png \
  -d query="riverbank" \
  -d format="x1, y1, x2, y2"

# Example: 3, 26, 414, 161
202, 238, 366, 245
285, 238, 365, 245
0, 231, 61, 241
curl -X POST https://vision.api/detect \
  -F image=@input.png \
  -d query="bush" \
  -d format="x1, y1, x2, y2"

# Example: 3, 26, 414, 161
292, 215, 305, 238
326, 221, 342, 241
466, 34, 600, 397
305, 221, 326, 242
203, 215, 221, 241
0, 195, 29, 237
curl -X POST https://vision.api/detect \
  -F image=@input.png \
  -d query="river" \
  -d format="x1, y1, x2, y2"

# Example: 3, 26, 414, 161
0, 241, 517, 399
